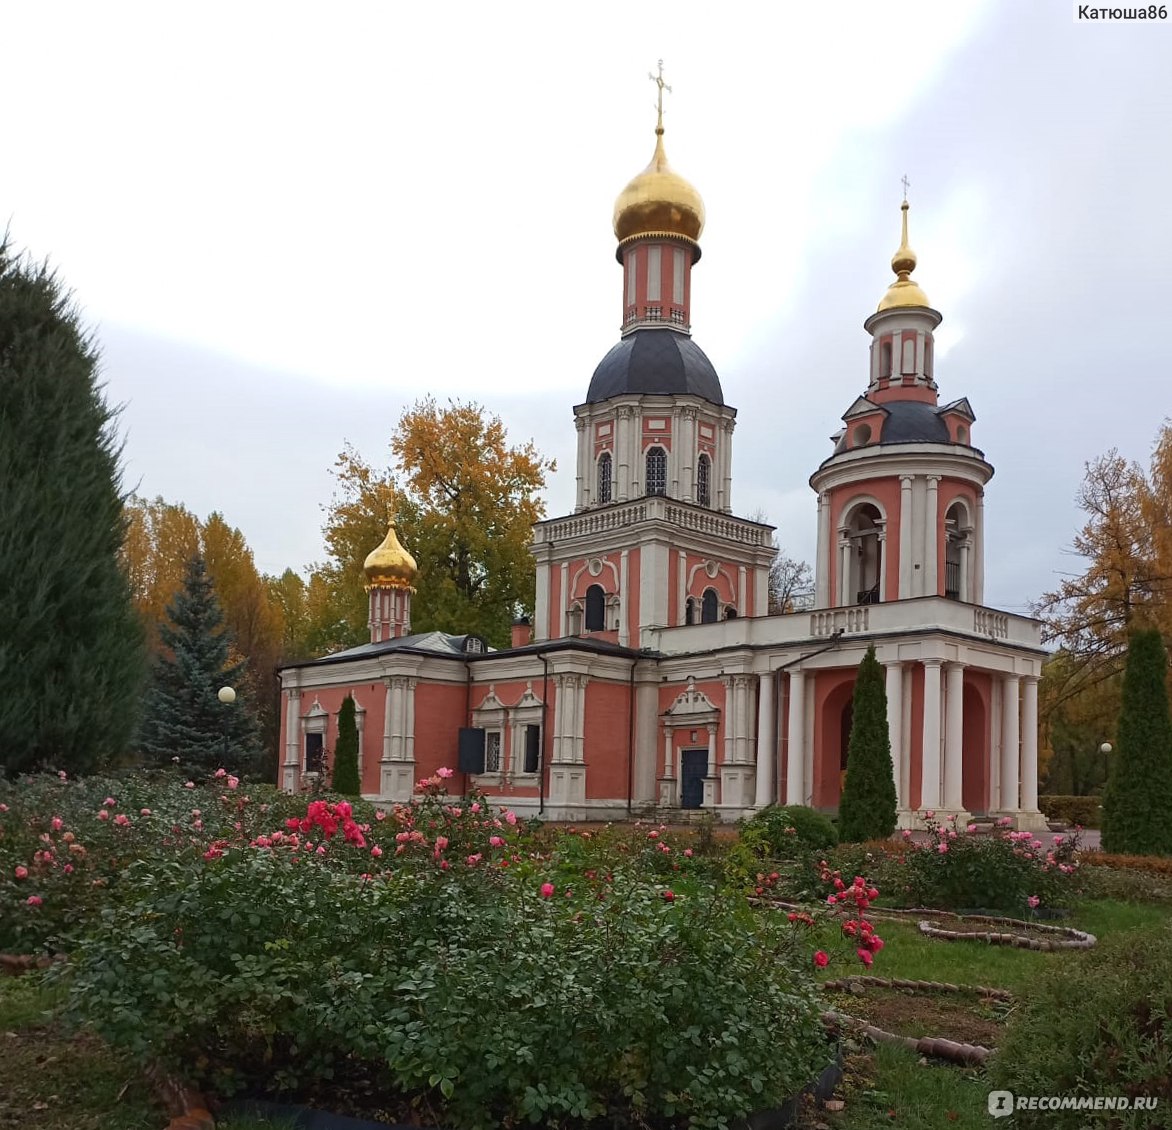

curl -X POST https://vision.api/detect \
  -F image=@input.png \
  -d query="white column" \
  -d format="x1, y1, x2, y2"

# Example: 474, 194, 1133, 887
680, 408, 696, 501
839, 536, 852, 606
815, 492, 830, 607
1001, 675, 1020, 811
877, 529, 887, 601
754, 563, 769, 618
619, 549, 630, 646
382, 681, 395, 761
404, 679, 417, 762
677, 550, 686, 624
616, 408, 631, 502
283, 689, 301, 791
899, 476, 914, 599
989, 676, 1003, 811
559, 562, 569, 637
921, 660, 943, 810
885, 662, 903, 809
735, 677, 748, 762
974, 493, 986, 605
575, 416, 589, 510
534, 560, 551, 642
924, 476, 940, 597
1021, 676, 1040, 813
738, 565, 748, 616
668, 409, 682, 498
354, 701, 366, 789
900, 664, 913, 807
720, 419, 734, 512
663, 728, 674, 780
959, 540, 971, 603
785, 669, 806, 805
944, 663, 965, 810
754, 671, 775, 807
722, 677, 735, 768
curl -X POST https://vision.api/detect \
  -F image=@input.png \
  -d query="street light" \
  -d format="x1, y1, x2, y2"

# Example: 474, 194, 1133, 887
218, 686, 236, 766
1100, 742, 1113, 755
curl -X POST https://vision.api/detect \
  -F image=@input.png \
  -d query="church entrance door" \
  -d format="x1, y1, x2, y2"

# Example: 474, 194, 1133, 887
680, 749, 707, 809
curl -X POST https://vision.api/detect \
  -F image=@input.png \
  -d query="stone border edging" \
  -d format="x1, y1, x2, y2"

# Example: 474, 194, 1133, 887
820, 974, 1014, 1001
0, 951, 66, 976
820, 1008, 993, 1066
916, 915, 1096, 951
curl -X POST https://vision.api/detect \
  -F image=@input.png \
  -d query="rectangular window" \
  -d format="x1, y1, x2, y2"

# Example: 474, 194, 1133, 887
626, 251, 636, 305
523, 725, 541, 773
305, 732, 324, 775
673, 248, 685, 305
647, 246, 661, 301
485, 730, 502, 774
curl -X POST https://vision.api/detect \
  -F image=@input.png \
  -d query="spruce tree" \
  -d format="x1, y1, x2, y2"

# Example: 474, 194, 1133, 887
1101, 629, 1172, 856
0, 242, 146, 777
139, 556, 261, 775
332, 695, 361, 796
838, 645, 898, 843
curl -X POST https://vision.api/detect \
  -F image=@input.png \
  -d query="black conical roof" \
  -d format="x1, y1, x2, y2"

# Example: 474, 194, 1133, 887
586, 329, 723, 406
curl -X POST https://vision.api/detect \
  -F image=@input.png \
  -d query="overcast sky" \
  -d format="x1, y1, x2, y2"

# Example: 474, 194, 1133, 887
4, 1, 1168, 615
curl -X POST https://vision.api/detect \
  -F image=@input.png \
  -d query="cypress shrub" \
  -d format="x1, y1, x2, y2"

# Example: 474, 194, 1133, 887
332, 695, 361, 796
837, 645, 897, 843
1101, 629, 1172, 856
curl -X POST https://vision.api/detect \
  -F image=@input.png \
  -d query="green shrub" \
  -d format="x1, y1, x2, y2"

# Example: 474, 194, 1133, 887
742, 805, 838, 859
989, 925, 1172, 1127
331, 695, 360, 797
837, 646, 897, 843
1039, 794, 1103, 828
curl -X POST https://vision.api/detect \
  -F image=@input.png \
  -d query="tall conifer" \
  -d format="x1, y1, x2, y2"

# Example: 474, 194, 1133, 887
1101, 629, 1172, 856
332, 695, 361, 796
838, 645, 898, 843
139, 556, 261, 775
0, 242, 145, 777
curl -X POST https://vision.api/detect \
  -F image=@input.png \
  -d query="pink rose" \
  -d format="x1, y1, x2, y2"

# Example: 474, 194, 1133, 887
901, 829, 912, 838
436, 767, 454, 779
375, 810, 387, 822
937, 842, 949, 853
813, 950, 829, 968
466, 853, 482, 866
489, 836, 505, 848
662, 890, 675, 902
14, 865, 28, 880
1027, 895, 1040, 909
227, 776, 239, 790
857, 948, 874, 967
434, 836, 449, 851
140, 809, 152, 816
63, 864, 73, 874
26, 895, 43, 907
114, 814, 130, 826
540, 882, 555, 898
97, 809, 110, 821
51, 816, 63, 831
684, 848, 693, 857
104, 797, 116, 807
370, 845, 383, 858
504, 811, 518, 826
470, 802, 481, 814
185, 782, 195, 789
215, 768, 227, 778
966, 824, 977, 833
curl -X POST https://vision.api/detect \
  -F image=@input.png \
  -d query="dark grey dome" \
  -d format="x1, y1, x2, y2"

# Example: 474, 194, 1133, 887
879, 400, 951, 444
586, 330, 724, 406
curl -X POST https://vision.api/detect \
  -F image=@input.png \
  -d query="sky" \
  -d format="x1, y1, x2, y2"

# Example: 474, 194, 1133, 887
3, 1, 1169, 615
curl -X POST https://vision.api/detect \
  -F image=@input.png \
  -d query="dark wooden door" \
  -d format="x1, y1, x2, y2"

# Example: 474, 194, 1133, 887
680, 749, 707, 809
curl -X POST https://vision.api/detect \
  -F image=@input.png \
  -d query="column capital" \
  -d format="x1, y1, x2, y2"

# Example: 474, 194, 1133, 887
1021, 673, 1040, 686
574, 416, 587, 431
925, 474, 942, 486
922, 657, 944, 669
900, 474, 915, 487
947, 660, 968, 672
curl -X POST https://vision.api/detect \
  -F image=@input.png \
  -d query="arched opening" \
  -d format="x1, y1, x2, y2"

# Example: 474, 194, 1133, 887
846, 503, 883, 604
880, 340, 893, 378
696, 454, 712, 506
584, 584, 606, 632
945, 501, 969, 601
645, 446, 667, 496
724, 606, 737, 620
597, 452, 612, 504
701, 588, 719, 624
962, 683, 987, 814
685, 597, 697, 625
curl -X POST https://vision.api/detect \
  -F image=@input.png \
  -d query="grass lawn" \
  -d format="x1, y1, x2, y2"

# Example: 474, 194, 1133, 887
0, 974, 291, 1130
808, 898, 1172, 1129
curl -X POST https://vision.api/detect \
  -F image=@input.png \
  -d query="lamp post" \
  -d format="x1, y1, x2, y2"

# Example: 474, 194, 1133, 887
218, 686, 236, 766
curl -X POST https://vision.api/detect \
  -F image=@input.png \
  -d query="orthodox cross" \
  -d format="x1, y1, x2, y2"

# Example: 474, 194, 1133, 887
650, 59, 671, 131
901, 174, 911, 202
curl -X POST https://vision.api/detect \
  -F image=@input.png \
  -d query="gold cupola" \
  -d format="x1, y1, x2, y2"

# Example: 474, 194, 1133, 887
612, 62, 705, 261
363, 523, 418, 590
877, 200, 931, 312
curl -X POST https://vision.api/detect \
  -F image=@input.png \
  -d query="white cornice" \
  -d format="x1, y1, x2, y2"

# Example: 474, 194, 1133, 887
809, 444, 994, 492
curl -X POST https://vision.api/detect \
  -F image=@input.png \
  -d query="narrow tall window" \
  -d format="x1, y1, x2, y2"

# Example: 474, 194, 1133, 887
597, 452, 612, 504
626, 250, 636, 306
673, 248, 685, 305
902, 338, 916, 374
685, 597, 697, 625
924, 337, 934, 378
647, 246, 661, 302
585, 584, 606, 631
880, 341, 893, 378
645, 446, 667, 496
701, 588, 719, 624
696, 454, 711, 506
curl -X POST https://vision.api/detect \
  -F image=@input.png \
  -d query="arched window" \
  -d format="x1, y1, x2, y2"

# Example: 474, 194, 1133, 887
725, 607, 737, 620
645, 446, 667, 496
845, 503, 883, 605
879, 341, 893, 378
685, 597, 697, 625
597, 452, 612, 504
696, 453, 711, 506
584, 584, 606, 631
701, 588, 719, 624
924, 337, 934, 378
944, 501, 969, 601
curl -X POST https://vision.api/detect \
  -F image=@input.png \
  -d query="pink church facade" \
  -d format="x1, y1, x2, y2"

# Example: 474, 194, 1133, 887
277, 118, 1048, 831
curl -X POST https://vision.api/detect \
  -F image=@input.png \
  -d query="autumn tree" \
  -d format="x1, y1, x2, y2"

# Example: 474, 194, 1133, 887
1034, 425, 1172, 709
744, 508, 813, 615
837, 645, 897, 843
0, 241, 146, 777
1039, 651, 1119, 796
315, 399, 554, 649
1100, 629, 1172, 856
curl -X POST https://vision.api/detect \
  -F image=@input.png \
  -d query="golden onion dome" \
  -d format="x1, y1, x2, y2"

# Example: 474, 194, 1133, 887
363, 523, 417, 590
877, 200, 931, 311
613, 126, 706, 252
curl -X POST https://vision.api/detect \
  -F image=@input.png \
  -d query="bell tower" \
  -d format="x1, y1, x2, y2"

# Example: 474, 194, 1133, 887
810, 195, 993, 608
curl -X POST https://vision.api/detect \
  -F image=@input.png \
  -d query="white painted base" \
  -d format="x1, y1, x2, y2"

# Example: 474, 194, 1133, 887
719, 765, 754, 808
997, 809, 1051, 832
380, 761, 416, 803
548, 763, 587, 805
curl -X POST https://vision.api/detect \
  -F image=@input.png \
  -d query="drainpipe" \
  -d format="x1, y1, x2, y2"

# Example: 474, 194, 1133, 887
463, 659, 473, 797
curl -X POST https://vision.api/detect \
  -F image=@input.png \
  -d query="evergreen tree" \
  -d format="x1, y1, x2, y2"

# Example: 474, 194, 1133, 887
332, 695, 360, 796
0, 241, 146, 777
837, 645, 898, 843
139, 556, 261, 775
1101, 629, 1172, 856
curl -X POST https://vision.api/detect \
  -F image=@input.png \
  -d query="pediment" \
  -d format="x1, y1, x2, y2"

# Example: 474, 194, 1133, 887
938, 397, 975, 422
842, 396, 887, 421
663, 677, 719, 719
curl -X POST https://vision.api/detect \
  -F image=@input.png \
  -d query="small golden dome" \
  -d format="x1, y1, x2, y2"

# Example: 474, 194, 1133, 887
877, 200, 931, 311
613, 127, 706, 250
363, 523, 417, 590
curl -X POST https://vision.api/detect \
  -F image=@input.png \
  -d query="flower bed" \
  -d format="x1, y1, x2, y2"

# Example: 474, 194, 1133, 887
915, 914, 1096, 951
2, 768, 878, 1129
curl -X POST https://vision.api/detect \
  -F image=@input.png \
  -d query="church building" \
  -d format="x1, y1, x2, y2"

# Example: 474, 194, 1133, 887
277, 83, 1048, 831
